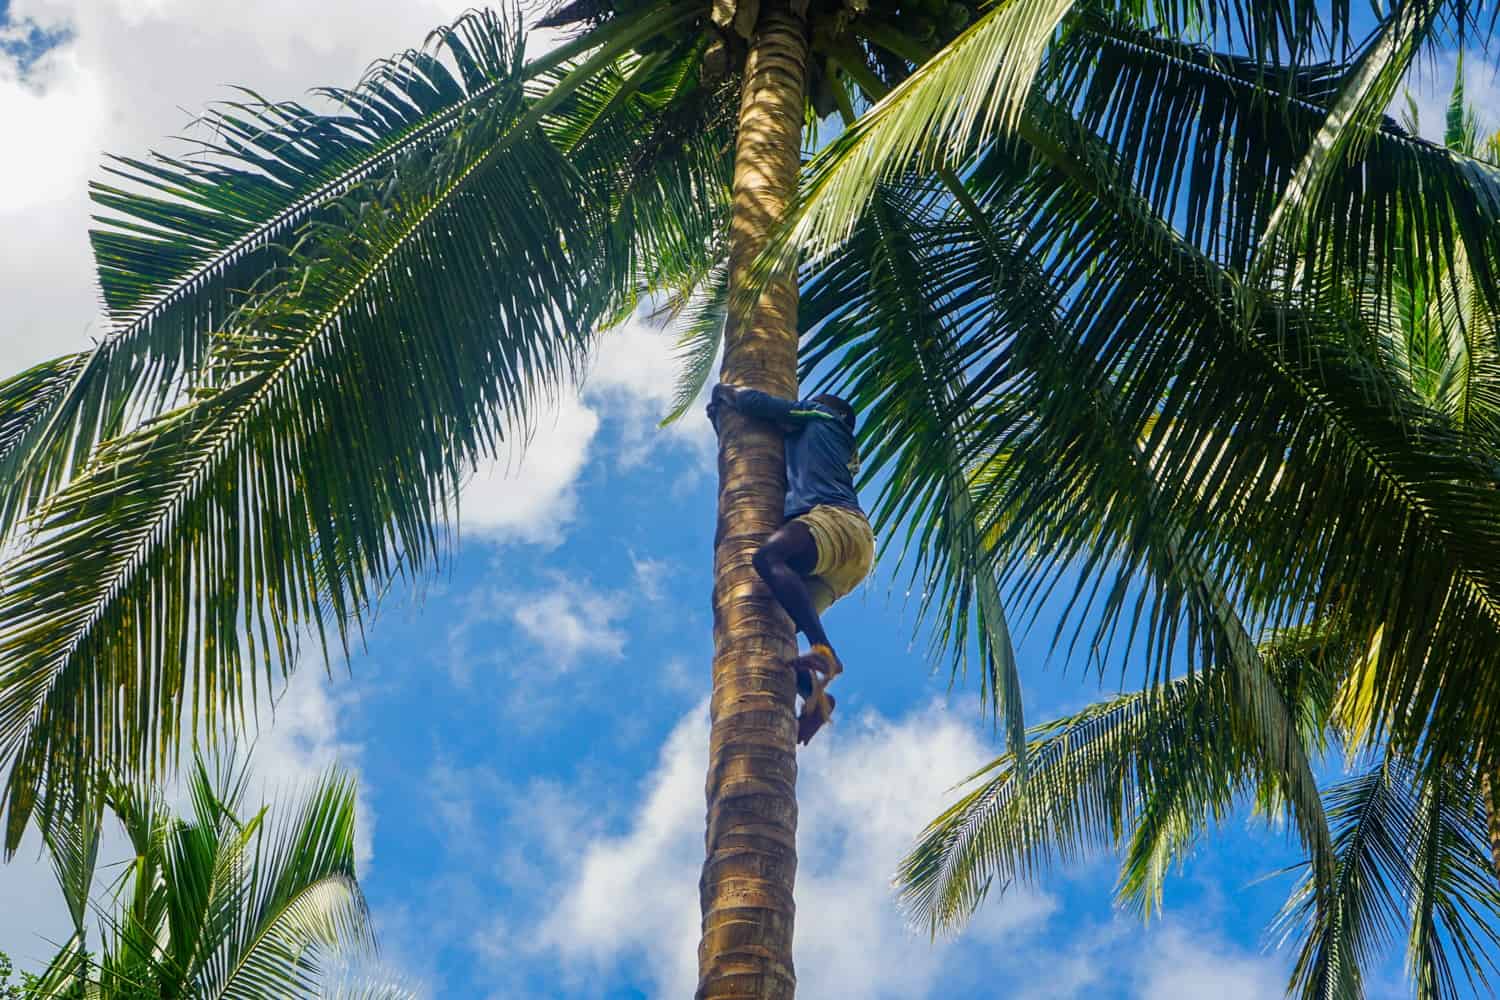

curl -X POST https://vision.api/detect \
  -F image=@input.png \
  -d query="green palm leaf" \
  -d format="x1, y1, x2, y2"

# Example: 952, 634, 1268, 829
775, 3, 1500, 340
894, 627, 1491, 998
659, 257, 729, 426
896, 655, 1308, 933
54, 753, 378, 1000
0, 17, 580, 850
969, 104, 1500, 765
1277, 758, 1500, 1000
1247, 0, 1444, 295
0, 3, 701, 544
800, 178, 1026, 758
801, 160, 1332, 836
0, 5, 733, 850
0, 353, 89, 533
1053, 13, 1500, 311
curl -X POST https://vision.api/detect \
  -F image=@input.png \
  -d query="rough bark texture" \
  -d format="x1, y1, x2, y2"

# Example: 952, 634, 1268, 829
697, 3, 810, 998
1484, 771, 1500, 887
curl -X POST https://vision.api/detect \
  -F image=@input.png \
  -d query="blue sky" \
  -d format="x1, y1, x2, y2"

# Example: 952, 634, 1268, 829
0, 2, 1497, 997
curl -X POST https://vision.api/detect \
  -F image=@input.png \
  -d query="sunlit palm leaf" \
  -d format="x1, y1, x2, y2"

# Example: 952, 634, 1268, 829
204, 770, 369, 998
777, 4, 1500, 340
660, 257, 729, 426
976, 104, 1500, 765
1051, 13, 1500, 315
896, 650, 1319, 933
531, 24, 734, 325
802, 159, 1334, 835
1247, 0, 1443, 294
0, 16, 592, 850
800, 179, 1026, 757
0, 353, 89, 533
770, 0, 1078, 269
55, 754, 378, 1000
0, 5, 734, 850
0, 3, 700, 544
1277, 758, 1500, 1000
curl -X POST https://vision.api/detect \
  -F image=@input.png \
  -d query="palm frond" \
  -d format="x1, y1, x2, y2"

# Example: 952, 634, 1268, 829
770, 0, 1078, 269
802, 158, 1339, 838
202, 769, 369, 998
0, 3, 699, 544
972, 103, 1500, 765
1444, 52, 1481, 156
0, 18, 579, 849
0, 353, 89, 534
1060, 12, 1500, 304
531, 22, 734, 325
0, 4, 732, 849
799, 178, 1026, 756
659, 257, 728, 426
1277, 758, 1500, 1000
1405, 764, 1500, 1000
897, 663, 1263, 933
62, 753, 377, 1000
1248, 0, 1443, 293
772, 5, 1500, 344
23, 788, 103, 997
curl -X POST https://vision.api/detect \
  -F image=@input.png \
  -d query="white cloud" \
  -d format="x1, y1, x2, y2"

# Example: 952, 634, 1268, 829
458, 395, 601, 545
1008, 918, 1286, 1000
1398, 49, 1500, 145
590, 317, 689, 403
1130, 923, 1284, 999
530, 706, 707, 994
511, 577, 628, 668
630, 553, 672, 602
484, 700, 1293, 1000
455, 316, 716, 547
522, 701, 1058, 999
0, 0, 477, 373
441, 575, 629, 690
589, 315, 718, 468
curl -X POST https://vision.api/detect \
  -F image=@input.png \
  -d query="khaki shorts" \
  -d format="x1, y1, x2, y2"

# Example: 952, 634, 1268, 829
793, 504, 875, 614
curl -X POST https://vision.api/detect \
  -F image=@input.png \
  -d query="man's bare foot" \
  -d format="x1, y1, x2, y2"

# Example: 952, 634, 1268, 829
788, 643, 841, 683
789, 645, 842, 746
798, 692, 836, 745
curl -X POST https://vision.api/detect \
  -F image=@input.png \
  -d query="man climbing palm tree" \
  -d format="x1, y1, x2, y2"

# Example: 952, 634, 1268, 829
708, 382, 873, 744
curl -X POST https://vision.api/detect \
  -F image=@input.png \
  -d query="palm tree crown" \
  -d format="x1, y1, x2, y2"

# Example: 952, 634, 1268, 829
22, 755, 392, 1000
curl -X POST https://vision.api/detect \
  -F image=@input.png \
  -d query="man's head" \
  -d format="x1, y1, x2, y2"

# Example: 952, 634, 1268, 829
812, 394, 855, 431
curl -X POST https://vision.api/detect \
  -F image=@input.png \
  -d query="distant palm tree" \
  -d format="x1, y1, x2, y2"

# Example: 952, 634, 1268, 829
896, 68, 1500, 999
22, 755, 400, 1000
1, 2, 1499, 996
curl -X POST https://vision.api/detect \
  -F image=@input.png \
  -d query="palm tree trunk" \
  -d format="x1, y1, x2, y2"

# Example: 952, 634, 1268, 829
1483, 771, 1500, 886
697, 3, 810, 998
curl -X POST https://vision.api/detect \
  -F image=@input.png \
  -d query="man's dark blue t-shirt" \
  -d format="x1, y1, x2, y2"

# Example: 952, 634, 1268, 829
732, 389, 863, 520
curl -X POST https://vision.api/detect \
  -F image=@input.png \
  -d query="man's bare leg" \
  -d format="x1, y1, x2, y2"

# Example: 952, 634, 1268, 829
753, 521, 840, 742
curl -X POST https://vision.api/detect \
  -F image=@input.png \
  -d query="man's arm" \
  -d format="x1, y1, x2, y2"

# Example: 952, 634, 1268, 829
708, 384, 825, 432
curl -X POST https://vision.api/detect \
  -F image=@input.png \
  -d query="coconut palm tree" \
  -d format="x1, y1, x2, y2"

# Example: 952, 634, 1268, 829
2, 2, 1500, 996
16, 754, 397, 1000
